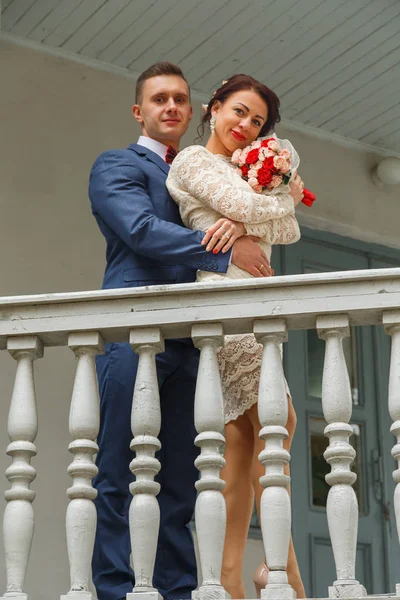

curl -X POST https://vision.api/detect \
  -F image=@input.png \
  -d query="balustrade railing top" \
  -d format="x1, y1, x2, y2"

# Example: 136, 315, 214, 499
1, 268, 400, 346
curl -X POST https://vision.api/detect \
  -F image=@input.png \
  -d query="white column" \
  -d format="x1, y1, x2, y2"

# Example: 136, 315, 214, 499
383, 311, 400, 597
254, 319, 294, 600
317, 315, 366, 599
1, 335, 43, 600
61, 332, 104, 600
127, 328, 164, 600
191, 323, 227, 600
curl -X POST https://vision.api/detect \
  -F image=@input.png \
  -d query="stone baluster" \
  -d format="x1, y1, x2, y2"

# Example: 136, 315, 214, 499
254, 319, 294, 600
383, 311, 400, 597
127, 328, 164, 600
317, 315, 366, 598
191, 323, 227, 600
61, 332, 104, 600
1, 336, 43, 600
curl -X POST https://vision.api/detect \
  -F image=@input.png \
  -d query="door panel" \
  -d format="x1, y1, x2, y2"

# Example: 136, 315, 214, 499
310, 536, 373, 599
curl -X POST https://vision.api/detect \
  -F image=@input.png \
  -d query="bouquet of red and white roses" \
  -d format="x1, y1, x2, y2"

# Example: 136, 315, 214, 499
232, 136, 316, 207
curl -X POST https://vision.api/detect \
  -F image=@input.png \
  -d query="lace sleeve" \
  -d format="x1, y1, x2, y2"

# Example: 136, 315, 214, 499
169, 146, 295, 223
244, 214, 301, 245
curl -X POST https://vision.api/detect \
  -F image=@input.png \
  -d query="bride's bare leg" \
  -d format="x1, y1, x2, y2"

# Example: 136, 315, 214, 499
220, 413, 255, 599
249, 399, 306, 598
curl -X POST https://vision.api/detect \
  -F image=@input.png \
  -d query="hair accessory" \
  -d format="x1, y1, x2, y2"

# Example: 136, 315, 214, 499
211, 79, 229, 99
201, 103, 208, 113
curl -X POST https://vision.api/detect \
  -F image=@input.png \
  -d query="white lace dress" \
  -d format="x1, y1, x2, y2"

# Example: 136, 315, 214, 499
166, 145, 300, 423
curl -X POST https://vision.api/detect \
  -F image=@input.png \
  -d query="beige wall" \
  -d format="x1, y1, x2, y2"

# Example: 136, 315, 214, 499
0, 39, 399, 599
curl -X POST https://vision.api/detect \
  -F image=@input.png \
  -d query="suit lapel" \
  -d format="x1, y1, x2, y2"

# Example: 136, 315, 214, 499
128, 143, 169, 176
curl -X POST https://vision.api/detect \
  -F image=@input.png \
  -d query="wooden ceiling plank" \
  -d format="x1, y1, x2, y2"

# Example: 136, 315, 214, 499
62, 0, 131, 53
28, 0, 83, 42
331, 79, 400, 138
281, 2, 400, 118
288, 40, 400, 126
115, 0, 196, 69
173, 1, 250, 74
1, 0, 14, 12
308, 51, 400, 129
230, 0, 332, 81
12, 0, 63, 38
43, 0, 108, 47
185, 0, 272, 86
360, 104, 400, 144
371, 129, 400, 153
1, 0, 36, 31
192, 0, 298, 92
164, 0, 243, 67
251, 0, 359, 82
80, 0, 150, 59
130, 0, 231, 73
274, 0, 394, 94
97, 0, 179, 64
334, 79, 399, 139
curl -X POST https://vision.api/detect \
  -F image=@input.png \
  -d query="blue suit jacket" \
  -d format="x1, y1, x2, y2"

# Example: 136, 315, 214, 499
89, 143, 230, 290
90, 144, 228, 599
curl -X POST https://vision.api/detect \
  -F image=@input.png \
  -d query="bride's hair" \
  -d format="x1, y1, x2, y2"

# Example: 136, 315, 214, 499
198, 74, 281, 139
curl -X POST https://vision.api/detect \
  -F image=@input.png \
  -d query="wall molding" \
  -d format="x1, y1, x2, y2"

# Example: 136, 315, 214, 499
297, 212, 400, 252
2, 31, 400, 160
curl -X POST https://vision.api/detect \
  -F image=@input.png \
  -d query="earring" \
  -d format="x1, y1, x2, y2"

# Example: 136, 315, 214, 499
210, 115, 216, 134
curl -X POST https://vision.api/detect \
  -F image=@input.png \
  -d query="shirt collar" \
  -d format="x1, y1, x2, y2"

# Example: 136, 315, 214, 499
137, 136, 169, 161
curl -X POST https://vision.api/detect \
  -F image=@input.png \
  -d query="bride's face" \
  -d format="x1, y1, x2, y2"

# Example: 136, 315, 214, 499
212, 89, 268, 155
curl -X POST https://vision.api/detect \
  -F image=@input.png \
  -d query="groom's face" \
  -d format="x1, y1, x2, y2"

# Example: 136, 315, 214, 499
133, 75, 192, 148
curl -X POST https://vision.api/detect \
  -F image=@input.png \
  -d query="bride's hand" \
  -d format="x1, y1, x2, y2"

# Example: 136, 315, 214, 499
289, 171, 304, 206
201, 218, 245, 254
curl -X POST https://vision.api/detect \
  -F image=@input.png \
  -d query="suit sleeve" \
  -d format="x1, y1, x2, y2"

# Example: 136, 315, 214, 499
89, 151, 230, 273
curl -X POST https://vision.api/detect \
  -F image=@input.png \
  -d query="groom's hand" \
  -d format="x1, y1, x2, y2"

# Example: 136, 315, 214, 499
232, 237, 274, 278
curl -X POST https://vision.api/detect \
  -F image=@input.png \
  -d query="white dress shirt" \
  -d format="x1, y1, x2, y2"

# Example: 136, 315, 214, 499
137, 135, 169, 161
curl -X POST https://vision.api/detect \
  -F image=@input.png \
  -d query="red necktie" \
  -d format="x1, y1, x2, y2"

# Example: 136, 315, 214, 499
165, 145, 177, 164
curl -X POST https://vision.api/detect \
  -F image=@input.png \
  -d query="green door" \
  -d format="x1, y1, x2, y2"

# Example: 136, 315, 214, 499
276, 230, 397, 598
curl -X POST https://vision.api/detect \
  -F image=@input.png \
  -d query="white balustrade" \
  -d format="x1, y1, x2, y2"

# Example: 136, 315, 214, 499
1, 269, 400, 600
61, 332, 104, 600
383, 311, 400, 597
191, 323, 227, 600
317, 315, 366, 599
127, 327, 164, 600
1, 335, 43, 600
254, 319, 294, 600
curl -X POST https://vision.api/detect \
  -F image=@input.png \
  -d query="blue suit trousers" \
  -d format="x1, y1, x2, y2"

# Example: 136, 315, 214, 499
92, 340, 199, 600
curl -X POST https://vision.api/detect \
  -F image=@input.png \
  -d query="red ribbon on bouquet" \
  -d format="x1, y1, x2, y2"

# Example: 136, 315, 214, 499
302, 188, 316, 207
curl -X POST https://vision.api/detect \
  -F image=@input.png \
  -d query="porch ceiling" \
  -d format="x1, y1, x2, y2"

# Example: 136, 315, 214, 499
2, 0, 400, 155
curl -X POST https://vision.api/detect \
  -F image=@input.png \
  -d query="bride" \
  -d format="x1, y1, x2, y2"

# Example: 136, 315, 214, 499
166, 74, 306, 599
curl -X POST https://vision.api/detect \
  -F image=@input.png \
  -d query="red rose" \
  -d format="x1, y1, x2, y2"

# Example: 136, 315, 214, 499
257, 167, 273, 187
241, 164, 249, 178
263, 156, 275, 171
302, 188, 316, 207
246, 148, 260, 164
261, 138, 274, 147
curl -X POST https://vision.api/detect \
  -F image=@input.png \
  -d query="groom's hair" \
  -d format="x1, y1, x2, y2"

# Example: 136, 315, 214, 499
135, 62, 189, 103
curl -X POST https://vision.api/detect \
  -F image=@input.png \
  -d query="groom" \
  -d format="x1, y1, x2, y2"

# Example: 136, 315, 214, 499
89, 62, 272, 600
